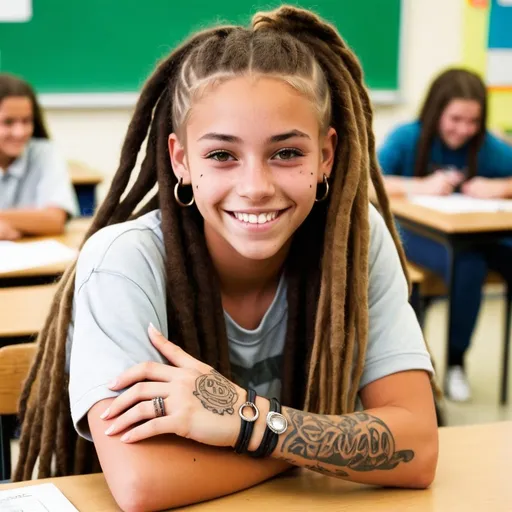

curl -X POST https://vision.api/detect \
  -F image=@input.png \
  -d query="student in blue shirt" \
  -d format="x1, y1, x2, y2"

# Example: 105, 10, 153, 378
0, 74, 78, 240
378, 68, 512, 403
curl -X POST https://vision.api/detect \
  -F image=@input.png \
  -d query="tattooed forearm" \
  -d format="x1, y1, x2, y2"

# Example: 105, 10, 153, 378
281, 410, 414, 474
193, 369, 238, 415
305, 464, 349, 478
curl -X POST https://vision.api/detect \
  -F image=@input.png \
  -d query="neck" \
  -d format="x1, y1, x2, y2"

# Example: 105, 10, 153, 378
204, 226, 290, 298
0, 153, 15, 172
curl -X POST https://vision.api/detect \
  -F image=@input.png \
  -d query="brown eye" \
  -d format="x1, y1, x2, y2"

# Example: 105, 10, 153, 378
273, 148, 303, 160
207, 151, 234, 162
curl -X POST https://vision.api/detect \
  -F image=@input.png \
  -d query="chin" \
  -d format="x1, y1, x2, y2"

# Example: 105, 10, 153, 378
230, 239, 287, 261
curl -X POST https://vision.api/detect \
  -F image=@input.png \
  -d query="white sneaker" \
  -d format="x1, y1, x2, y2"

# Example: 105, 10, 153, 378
445, 366, 472, 402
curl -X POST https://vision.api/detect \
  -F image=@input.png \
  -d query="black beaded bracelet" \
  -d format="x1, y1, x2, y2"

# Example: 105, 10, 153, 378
234, 388, 259, 454
249, 397, 279, 458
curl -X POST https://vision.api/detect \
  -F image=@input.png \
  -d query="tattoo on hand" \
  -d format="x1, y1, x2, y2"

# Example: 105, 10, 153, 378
282, 411, 414, 474
193, 369, 238, 415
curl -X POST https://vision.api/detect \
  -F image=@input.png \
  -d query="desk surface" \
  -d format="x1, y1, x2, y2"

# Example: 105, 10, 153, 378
0, 284, 57, 337
0, 218, 91, 280
1, 421, 511, 511
390, 199, 512, 234
69, 161, 104, 186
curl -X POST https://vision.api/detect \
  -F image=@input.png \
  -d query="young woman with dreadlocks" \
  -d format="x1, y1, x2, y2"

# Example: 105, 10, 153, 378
378, 68, 512, 403
15, 6, 437, 510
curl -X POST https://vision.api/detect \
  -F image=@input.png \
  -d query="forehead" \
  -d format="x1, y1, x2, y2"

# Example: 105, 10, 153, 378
444, 99, 481, 118
186, 76, 320, 140
0, 96, 33, 117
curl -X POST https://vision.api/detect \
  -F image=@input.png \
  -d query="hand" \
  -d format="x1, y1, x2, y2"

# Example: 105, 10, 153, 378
461, 177, 509, 199
417, 170, 464, 196
100, 324, 245, 447
0, 219, 21, 241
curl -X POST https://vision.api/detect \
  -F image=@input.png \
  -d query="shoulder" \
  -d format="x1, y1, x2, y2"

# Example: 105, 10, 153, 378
25, 138, 59, 159
76, 210, 166, 291
368, 204, 395, 270
480, 131, 512, 153
385, 121, 421, 144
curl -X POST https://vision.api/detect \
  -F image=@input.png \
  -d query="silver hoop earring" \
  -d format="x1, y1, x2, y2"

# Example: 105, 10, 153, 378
174, 177, 195, 207
315, 174, 329, 203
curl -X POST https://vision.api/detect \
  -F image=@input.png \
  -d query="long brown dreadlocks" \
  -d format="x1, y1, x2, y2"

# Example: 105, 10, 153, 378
14, 6, 407, 481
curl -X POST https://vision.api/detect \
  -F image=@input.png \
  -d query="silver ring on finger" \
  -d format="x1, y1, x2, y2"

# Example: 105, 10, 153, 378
152, 396, 166, 418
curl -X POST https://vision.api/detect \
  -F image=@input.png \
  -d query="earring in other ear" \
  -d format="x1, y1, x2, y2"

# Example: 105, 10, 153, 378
174, 177, 195, 207
315, 174, 330, 203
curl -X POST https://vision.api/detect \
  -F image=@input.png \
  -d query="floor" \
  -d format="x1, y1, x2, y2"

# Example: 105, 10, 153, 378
9, 289, 512, 476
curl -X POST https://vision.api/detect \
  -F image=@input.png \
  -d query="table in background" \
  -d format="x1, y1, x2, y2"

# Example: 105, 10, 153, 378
0, 218, 91, 288
389, 199, 512, 405
69, 161, 104, 217
1, 421, 510, 511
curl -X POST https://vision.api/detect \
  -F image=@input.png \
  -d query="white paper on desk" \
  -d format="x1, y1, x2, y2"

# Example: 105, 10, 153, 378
410, 194, 512, 213
0, 483, 78, 511
0, 240, 77, 274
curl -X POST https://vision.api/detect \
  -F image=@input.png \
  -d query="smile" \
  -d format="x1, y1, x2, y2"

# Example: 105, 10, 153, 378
226, 209, 288, 227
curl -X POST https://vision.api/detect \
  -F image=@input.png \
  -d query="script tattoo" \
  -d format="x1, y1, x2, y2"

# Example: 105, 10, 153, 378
193, 369, 238, 415
281, 410, 414, 475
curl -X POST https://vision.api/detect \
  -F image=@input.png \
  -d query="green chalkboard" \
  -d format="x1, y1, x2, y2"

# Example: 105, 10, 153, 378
0, 0, 401, 95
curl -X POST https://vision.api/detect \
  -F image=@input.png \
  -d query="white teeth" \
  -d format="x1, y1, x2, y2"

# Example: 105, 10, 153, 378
233, 211, 280, 224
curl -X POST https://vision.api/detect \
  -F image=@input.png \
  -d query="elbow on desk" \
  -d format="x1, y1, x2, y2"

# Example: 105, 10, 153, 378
404, 437, 439, 490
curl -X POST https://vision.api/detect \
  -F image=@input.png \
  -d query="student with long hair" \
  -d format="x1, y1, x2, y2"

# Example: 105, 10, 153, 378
379, 68, 512, 402
15, 7, 437, 510
0, 74, 78, 239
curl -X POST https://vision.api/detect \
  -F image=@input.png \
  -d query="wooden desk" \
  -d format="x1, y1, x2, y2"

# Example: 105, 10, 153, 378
0, 284, 56, 340
389, 199, 512, 405
1, 421, 511, 511
0, 218, 90, 287
69, 161, 104, 217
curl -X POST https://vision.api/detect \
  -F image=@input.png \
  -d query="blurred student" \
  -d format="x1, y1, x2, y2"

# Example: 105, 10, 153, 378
378, 68, 512, 402
0, 73, 78, 240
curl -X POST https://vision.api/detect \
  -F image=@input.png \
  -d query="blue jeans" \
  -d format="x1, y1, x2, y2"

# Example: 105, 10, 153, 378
401, 229, 512, 366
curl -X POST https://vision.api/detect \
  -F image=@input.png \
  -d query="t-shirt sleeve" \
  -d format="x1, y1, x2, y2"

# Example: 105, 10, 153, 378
33, 142, 79, 216
479, 133, 512, 178
358, 206, 434, 390
69, 229, 168, 441
377, 125, 409, 176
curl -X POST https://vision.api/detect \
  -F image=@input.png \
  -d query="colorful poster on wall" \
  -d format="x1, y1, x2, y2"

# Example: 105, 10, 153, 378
463, 0, 512, 132
487, 0, 512, 88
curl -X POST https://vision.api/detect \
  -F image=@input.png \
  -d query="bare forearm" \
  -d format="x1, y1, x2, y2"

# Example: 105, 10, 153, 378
504, 177, 512, 198
269, 406, 438, 489
0, 208, 67, 235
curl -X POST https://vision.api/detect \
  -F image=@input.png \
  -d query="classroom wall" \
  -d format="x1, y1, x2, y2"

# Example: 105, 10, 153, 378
44, 0, 463, 200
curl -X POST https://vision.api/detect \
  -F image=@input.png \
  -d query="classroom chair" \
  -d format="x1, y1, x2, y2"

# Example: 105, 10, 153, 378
408, 262, 512, 406
0, 343, 36, 481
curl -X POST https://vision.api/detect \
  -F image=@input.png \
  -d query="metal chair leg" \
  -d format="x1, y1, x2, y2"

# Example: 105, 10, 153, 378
501, 286, 512, 406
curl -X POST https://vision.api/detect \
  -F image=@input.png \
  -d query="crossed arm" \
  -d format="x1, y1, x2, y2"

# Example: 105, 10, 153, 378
89, 368, 438, 512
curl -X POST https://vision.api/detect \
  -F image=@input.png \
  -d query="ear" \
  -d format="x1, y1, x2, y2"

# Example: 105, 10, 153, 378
319, 127, 337, 180
168, 133, 191, 185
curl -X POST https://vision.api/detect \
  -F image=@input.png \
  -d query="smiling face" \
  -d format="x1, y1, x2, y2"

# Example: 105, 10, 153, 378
0, 96, 34, 164
169, 76, 336, 263
438, 98, 481, 150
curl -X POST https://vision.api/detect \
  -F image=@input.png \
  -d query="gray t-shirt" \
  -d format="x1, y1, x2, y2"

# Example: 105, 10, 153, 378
0, 138, 78, 216
68, 205, 434, 441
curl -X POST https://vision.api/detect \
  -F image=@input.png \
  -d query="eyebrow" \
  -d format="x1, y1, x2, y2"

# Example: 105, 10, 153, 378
198, 129, 311, 144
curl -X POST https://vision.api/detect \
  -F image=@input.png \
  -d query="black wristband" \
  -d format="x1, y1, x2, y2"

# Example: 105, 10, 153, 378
234, 388, 259, 454
249, 397, 279, 458
266, 398, 282, 456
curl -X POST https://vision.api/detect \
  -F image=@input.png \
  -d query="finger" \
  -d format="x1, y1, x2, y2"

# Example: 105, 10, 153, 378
120, 415, 188, 443
148, 323, 204, 370
109, 360, 177, 391
102, 381, 170, 420
105, 399, 164, 436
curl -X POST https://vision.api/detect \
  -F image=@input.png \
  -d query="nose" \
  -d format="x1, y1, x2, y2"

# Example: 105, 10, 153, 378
12, 122, 27, 139
236, 160, 275, 202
